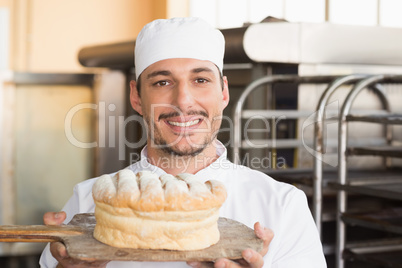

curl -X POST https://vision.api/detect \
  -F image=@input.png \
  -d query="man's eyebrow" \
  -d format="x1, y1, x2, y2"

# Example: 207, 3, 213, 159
146, 70, 171, 79
192, 67, 215, 74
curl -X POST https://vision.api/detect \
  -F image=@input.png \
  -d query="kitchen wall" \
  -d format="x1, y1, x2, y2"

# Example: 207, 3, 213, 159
0, 0, 182, 72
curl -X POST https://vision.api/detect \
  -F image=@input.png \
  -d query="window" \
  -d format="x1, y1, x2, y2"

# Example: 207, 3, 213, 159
329, 0, 377, 26
249, 0, 283, 23
380, 0, 402, 27
285, 0, 325, 23
189, 0, 402, 29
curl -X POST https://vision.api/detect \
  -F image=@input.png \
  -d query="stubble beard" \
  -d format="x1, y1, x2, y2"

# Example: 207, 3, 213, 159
144, 115, 220, 158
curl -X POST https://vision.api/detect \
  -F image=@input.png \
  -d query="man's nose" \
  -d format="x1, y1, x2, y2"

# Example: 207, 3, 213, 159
173, 83, 195, 109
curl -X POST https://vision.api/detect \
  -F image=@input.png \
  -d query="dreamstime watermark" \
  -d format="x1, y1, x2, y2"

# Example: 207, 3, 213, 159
64, 101, 339, 167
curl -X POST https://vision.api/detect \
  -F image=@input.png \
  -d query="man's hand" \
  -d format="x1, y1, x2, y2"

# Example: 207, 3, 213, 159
43, 212, 109, 268
187, 222, 274, 268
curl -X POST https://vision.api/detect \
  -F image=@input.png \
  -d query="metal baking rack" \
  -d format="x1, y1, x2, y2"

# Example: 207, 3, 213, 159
232, 74, 378, 232
232, 74, 359, 241
232, 74, 402, 265
330, 74, 402, 268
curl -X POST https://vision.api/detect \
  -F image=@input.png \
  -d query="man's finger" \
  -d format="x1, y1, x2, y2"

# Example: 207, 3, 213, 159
214, 250, 264, 268
254, 222, 274, 256
50, 241, 68, 261
214, 258, 242, 268
43, 211, 66, 225
242, 249, 264, 268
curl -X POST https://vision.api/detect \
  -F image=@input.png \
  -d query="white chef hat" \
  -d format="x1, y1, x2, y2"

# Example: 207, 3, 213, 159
134, 17, 225, 80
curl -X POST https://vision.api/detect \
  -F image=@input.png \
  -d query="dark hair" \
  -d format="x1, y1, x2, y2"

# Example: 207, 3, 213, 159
135, 74, 142, 97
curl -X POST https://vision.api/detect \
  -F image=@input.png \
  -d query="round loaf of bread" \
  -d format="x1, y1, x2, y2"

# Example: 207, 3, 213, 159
92, 170, 227, 250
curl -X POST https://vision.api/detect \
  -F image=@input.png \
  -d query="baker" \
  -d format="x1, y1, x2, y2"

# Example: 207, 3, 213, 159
39, 17, 327, 268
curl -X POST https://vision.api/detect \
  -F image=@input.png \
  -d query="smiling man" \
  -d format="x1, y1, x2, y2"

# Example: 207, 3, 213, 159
131, 58, 229, 175
130, 18, 230, 176
40, 17, 327, 268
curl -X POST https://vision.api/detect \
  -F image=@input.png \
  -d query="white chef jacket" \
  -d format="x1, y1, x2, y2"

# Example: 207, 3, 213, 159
40, 142, 327, 268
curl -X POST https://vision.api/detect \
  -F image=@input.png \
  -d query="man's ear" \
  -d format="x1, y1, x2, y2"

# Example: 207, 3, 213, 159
130, 80, 143, 115
222, 76, 230, 109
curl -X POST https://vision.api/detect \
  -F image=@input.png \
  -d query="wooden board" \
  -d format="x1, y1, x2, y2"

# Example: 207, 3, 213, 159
0, 213, 263, 262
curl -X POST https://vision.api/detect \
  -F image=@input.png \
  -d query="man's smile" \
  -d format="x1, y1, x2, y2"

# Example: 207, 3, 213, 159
162, 116, 204, 131
167, 119, 200, 127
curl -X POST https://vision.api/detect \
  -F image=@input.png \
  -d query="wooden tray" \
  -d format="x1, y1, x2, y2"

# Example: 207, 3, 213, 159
0, 213, 263, 262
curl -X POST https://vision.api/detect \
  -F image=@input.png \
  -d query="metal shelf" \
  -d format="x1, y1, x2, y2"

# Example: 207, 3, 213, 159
330, 182, 402, 201
341, 208, 402, 235
346, 114, 402, 125
335, 75, 402, 268
344, 248, 402, 268
265, 168, 402, 188
343, 238, 402, 267
263, 169, 402, 225
326, 238, 402, 260
347, 146, 402, 158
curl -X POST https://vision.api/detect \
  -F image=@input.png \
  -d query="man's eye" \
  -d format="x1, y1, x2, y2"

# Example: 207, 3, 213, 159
195, 78, 208, 84
154, 80, 170, 86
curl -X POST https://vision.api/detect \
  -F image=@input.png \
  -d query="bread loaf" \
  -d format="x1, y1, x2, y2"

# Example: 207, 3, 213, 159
92, 170, 227, 250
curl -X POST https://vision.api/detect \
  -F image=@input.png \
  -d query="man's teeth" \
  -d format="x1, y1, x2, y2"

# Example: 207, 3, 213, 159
168, 119, 200, 127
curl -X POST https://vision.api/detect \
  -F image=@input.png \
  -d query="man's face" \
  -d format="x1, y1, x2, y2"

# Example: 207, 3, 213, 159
130, 58, 229, 157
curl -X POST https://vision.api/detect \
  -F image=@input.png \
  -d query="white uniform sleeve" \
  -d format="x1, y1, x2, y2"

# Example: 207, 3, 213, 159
39, 180, 95, 268
271, 189, 327, 268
